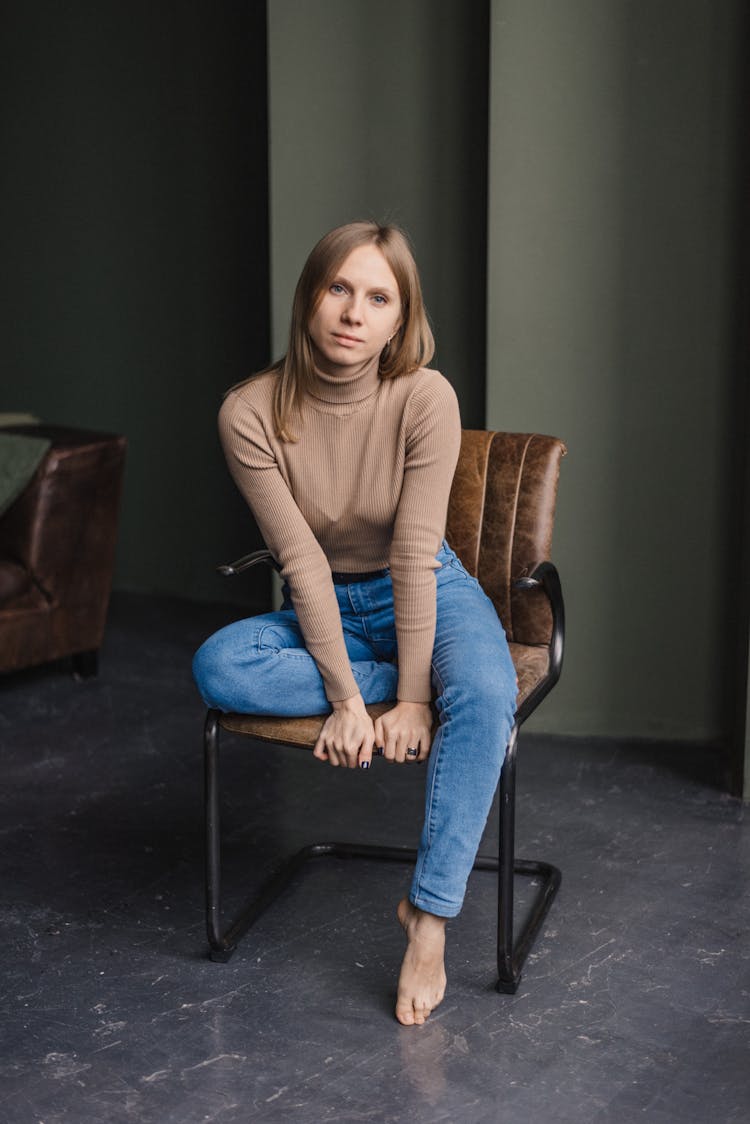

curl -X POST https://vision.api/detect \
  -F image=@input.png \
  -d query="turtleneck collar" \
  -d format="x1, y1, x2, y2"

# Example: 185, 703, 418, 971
308, 361, 381, 406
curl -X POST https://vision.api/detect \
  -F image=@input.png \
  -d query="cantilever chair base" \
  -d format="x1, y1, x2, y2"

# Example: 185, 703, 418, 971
205, 709, 562, 994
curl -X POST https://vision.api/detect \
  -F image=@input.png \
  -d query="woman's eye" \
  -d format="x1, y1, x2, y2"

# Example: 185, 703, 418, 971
371, 294, 387, 305
330, 283, 346, 294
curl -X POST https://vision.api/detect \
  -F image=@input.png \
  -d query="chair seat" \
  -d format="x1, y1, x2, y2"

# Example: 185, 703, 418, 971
218, 642, 550, 747
509, 642, 551, 707
219, 701, 393, 746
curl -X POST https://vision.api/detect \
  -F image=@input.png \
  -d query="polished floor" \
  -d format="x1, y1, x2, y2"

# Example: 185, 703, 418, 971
1, 594, 748, 1123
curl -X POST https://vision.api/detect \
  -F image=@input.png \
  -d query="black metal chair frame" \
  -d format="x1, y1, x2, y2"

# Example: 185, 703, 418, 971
203, 550, 564, 994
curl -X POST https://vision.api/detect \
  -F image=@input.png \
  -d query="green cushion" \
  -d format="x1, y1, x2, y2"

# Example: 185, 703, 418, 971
0, 433, 51, 519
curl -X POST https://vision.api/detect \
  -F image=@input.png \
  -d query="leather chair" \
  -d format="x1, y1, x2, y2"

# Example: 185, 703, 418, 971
0, 424, 126, 676
203, 430, 566, 994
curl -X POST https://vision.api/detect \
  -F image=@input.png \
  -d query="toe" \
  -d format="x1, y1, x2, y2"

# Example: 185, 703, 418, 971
395, 1003, 415, 1026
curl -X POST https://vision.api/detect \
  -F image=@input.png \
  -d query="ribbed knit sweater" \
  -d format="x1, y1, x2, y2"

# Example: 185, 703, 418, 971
218, 364, 461, 703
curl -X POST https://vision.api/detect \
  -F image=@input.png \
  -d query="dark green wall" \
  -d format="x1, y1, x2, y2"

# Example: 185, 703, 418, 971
487, 0, 746, 744
267, 0, 490, 426
1, 1, 270, 607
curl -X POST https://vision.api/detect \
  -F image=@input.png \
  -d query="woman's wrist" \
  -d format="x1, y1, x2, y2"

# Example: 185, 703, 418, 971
331, 692, 367, 713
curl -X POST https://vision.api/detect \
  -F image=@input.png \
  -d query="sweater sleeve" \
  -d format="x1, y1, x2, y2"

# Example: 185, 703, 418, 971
218, 388, 359, 702
389, 373, 462, 701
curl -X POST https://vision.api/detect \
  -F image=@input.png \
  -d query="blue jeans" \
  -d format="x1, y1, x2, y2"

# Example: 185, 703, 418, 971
193, 542, 517, 918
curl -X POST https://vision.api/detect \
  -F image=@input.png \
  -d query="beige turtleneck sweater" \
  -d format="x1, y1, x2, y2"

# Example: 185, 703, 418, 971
218, 364, 461, 703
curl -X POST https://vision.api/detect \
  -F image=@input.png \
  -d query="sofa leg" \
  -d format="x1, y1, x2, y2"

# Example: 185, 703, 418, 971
72, 650, 99, 679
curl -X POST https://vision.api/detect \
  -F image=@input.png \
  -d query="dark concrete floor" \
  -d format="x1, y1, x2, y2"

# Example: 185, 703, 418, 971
1, 593, 748, 1124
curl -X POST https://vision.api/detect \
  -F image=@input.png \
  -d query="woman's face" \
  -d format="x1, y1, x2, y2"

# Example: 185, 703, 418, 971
308, 244, 403, 377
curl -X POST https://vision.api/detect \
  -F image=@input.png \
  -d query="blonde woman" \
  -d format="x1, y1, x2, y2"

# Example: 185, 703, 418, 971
193, 221, 516, 1025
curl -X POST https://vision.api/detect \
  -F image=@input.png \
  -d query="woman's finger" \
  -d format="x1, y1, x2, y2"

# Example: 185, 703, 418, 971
405, 739, 420, 763
417, 734, 432, 763
382, 725, 397, 760
312, 734, 329, 761
323, 728, 343, 767
358, 727, 375, 771
343, 743, 360, 769
326, 742, 342, 766
372, 716, 385, 758
393, 728, 411, 764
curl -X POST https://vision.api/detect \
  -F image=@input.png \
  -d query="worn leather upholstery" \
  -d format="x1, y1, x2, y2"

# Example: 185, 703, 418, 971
446, 431, 566, 645
221, 702, 396, 746
0, 425, 126, 674
220, 429, 566, 741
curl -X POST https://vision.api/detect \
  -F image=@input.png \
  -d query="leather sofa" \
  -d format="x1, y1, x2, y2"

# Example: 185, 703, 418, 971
0, 424, 126, 676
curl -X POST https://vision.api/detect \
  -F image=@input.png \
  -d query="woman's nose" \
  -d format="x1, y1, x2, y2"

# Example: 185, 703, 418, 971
342, 294, 364, 323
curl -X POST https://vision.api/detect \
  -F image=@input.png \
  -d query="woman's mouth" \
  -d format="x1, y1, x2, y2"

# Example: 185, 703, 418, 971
332, 333, 363, 345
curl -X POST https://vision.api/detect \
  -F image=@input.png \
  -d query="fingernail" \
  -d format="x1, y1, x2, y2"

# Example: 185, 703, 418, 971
360, 761, 370, 770
376, 747, 384, 756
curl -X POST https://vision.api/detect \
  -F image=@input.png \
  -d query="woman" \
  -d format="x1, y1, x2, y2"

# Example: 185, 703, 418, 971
193, 221, 517, 1026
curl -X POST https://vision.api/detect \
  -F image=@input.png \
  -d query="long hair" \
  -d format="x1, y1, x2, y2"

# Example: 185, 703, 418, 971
268, 221, 434, 441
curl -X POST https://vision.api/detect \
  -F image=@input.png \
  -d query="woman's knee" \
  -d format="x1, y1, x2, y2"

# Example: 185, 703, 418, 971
192, 630, 233, 704
192, 613, 308, 710
192, 618, 260, 696
436, 664, 516, 731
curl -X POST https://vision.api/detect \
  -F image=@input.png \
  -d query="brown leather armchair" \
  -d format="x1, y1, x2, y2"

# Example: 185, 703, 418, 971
0, 424, 126, 676
203, 430, 566, 994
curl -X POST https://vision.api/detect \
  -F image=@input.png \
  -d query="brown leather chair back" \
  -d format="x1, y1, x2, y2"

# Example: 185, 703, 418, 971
446, 431, 566, 645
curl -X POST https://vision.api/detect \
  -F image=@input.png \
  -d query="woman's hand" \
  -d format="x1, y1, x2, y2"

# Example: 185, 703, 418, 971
374, 701, 433, 764
313, 693, 376, 769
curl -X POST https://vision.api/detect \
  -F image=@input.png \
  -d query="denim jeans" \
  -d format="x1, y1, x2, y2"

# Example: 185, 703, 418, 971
192, 542, 517, 918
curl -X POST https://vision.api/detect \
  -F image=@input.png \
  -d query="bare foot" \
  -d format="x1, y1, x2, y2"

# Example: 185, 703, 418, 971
395, 898, 447, 1026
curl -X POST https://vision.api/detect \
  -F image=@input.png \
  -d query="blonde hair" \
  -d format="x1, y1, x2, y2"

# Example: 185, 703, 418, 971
267, 221, 434, 441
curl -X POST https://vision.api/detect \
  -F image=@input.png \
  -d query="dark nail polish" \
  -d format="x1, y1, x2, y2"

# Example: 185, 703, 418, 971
360, 760, 370, 770
376, 747, 384, 756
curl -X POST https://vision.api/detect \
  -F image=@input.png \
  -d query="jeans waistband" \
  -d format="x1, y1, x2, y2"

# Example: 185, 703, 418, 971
330, 567, 390, 585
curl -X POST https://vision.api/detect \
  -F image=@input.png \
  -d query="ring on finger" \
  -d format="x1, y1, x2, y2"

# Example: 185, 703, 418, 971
406, 746, 419, 758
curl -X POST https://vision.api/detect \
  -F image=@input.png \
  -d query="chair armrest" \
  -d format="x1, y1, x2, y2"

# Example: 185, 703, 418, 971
217, 548, 276, 577
513, 560, 565, 702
